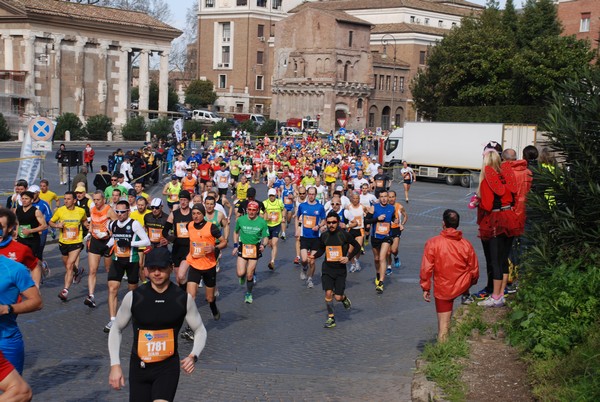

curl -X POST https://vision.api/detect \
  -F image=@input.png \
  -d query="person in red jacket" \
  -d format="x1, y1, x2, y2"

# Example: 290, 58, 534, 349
420, 209, 479, 342
83, 143, 96, 172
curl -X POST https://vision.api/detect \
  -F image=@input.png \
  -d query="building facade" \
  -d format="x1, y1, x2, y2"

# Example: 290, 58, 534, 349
0, 0, 181, 133
556, 0, 600, 54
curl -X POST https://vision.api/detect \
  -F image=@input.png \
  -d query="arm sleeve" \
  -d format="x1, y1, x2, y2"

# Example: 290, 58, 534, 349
185, 294, 207, 358
364, 212, 378, 225
162, 221, 173, 239
131, 221, 151, 248
311, 235, 326, 259
108, 291, 133, 366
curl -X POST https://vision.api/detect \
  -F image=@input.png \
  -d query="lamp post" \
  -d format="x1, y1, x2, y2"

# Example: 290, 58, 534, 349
381, 34, 397, 129
274, 53, 288, 129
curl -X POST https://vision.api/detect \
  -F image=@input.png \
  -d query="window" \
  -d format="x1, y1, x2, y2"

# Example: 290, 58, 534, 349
221, 46, 230, 65
379, 75, 384, 90
237, 0, 247, 5
235, 103, 244, 112
221, 22, 231, 42
373, 74, 377, 88
258, 24, 264, 37
218, 74, 227, 89
272, 0, 282, 9
424, 18, 430, 25
357, 98, 363, 109
255, 104, 263, 113
205, 0, 214, 7
410, 16, 415, 23
451, 22, 457, 28
419, 51, 426, 65
349, 31, 353, 47
393, 76, 397, 92
369, 112, 375, 128
438, 20, 443, 28
257, 0, 266, 7
399, 77, 405, 92
386, 75, 390, 91
256, 75, 264, 90
581, 13, 591, 32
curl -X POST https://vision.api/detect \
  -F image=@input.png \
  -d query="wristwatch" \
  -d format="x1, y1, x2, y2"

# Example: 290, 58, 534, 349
192, 355, 198, 363
7, 304, 13, 315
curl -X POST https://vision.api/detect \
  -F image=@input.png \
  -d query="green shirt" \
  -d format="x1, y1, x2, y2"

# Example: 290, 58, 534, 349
235, 215, 269, 245
230, 159, 242, 176
104, 184, 127, 200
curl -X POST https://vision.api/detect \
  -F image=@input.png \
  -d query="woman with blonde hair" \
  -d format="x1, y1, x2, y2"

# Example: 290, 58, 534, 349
474, 144, 519, 307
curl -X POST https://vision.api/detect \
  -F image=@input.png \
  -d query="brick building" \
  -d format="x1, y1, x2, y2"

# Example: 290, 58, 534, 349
556, 0, 600, 54
0, 0, 181, 134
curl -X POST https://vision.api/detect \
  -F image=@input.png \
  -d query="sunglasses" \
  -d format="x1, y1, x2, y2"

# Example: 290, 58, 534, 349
111, 179, 117, 181
150, 206, 161, 210
298, 192, 306, 195
331, 203, 341, 206
326, 221, 338, 224
115, 210, 129, 214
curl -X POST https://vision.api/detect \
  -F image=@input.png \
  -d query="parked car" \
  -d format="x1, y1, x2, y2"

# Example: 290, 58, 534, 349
226, 117, 241, 127
281, 127, 302, 135
192, 109, 225, 124
174, 104, 192, 120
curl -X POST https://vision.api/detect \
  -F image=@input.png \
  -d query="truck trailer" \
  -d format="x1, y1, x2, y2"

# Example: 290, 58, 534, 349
383, 122, 537, 187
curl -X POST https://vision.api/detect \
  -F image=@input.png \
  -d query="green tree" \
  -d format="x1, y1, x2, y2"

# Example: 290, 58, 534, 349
85, 114, 113, 141
258, 119, 278, 136
0, 113, 11, 141
518, 0, 562, 48
131, 81, 178, 112
502, 0, 518, 38
55, 112, 84, 141
147, 117, 174, 137
185, 80, 217, 109
121, 116, 147, 141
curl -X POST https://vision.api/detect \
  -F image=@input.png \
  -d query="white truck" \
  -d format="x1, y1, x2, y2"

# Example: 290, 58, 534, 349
383, 122, 537, 187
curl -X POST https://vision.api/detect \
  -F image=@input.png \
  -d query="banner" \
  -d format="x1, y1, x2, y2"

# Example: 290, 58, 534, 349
174, 118, 183, 142
16, 133, 43, 184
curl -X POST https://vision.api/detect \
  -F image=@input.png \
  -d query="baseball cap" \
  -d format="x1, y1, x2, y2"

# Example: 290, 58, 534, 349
268, 188, 277, 196
150, 198, 163, 208
28, 185, 40, 193
192, 203, 206, 215
75, 186, 86, 193
127, 189, 137, 197
179, 190, 191, 200
335, 185, 344, 192
145, 247, 171, 268
171, 174, 178, 180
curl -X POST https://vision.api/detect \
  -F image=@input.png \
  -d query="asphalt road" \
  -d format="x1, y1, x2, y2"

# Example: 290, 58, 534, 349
5, 143, 487, 401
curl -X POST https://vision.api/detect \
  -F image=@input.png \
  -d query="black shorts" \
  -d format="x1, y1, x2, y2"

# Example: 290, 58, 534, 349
88, 237, 112, 257
218, 187, 228, 196
231, 174, 239, 182
371, 237, 392, 249
403, 179, 413, 185
167, 201, 179, 210
391, 227, 402, 238
200, 178, 210, 184
129, 354, 180, 402
171, 244, 189, 267
187, 266, 217, 288
300, 237, 320, 251
236, 243, 262, 260
108, 259, 139, 284
17, 238, 41, 260
348, 228, 364, 238
268, 224, 281, 239
59, 242, 84, 256
322, 267, 347, 294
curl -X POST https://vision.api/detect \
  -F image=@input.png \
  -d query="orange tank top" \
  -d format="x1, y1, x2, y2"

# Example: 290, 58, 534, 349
90, 204, 111, 240
186, 221, 217, 270
182, 176, 197, 192
391, 202, 403, 229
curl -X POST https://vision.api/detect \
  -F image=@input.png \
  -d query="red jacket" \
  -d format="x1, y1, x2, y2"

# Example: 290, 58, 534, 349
420, 228, 479, 300
83, 147, 95, 163
510, 160, 532, 235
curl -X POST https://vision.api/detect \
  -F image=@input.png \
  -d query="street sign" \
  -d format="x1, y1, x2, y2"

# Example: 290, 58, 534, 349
376, 127, 382, 136
337, 118, 346, 128
32, 141, 52, 152
28, 117, 54, 141
338, 127, 346, 135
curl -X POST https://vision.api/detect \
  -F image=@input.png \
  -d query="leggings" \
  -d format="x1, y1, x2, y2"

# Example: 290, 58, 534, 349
129, 355, 180, 402
482, 235, 514, 289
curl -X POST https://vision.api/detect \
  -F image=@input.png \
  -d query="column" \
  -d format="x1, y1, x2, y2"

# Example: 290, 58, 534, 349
2, 34, 14, 70
50, 34, 64, 116
158, 50, 169, 116
22, 34, 36, 115
116, 45, 131, 127
74, 36, 88, 120
138, 49, 150, 119
97, 40, 111, 115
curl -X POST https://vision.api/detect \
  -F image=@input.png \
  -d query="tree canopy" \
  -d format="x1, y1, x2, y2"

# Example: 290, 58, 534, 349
185, 80, 217, 109
411, 0, 594, 121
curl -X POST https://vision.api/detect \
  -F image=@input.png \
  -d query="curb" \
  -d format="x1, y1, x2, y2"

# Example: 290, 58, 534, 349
411, 358, 448, 402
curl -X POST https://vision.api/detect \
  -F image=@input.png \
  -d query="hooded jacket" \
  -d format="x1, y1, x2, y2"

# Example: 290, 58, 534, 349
420, 228, 479, 300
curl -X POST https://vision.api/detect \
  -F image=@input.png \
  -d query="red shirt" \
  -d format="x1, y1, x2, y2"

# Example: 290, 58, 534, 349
198, 163, 212, 181
0, 240, 39, 271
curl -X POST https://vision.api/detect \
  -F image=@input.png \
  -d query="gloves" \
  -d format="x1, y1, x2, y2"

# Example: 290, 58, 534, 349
117, 239, 129, 248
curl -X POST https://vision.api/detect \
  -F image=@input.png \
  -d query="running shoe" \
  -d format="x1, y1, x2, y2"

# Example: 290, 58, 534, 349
300, 269, 307, 280
364, 236, 369, 246
244, 292, 253, 304
216, 261, 221, 273
307, 278, 314, 289
239, 276, 246, 285
342, 296, 352, 310
213, 310, 221, 321
349, 262, 356, 273
385, 267, 392, 276
323, 317, 336, 328
461, 294, 474, 305
361, 247, 365, 255
215, 289, 220, 297
375, 282, 384, 294
41, 261, 50, 278
104, 320, 113, 333
58, 288, 68, 301
268, 261, 275, 271
280, 232, 286, 241
180, 326, 194, 340
355, 260, 362, 271
477, 296, 505, 308
473, 287, 491, 300
394, 256, 401, 269
84, 295, 96, 308
505, 283, 518, 294
72, 266, 85, 284
294, 256, 300, 265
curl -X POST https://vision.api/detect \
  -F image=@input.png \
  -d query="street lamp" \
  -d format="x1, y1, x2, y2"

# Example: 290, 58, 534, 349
381, 34, 397, 129
274, 53, 288, 129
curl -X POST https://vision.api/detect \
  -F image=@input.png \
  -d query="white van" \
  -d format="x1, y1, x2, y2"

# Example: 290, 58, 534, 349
192, 109, 224, 124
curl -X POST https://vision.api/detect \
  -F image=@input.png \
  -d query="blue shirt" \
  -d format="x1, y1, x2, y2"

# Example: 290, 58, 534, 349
273, 178, 285, 190
371, 203, 396, 239
0, 256, 35, 340
33, 199, 52, 235
297, 201, 326, 239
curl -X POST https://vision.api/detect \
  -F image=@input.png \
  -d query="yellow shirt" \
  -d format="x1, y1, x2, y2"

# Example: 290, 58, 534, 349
39, 190, 59, 208
263, 198, 284, 227
236, 182, 249, 201
324, 165, 339, 183
50, 206, 87, 244
130, 209, 151, 227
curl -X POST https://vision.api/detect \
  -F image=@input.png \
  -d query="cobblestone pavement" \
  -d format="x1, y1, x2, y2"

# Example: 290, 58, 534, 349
18, 175, 485, 401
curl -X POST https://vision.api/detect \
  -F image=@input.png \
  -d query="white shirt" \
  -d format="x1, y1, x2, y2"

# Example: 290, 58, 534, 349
174, 161, 188, 178
360, 193, 377, 208
352, 177, 370, 190
120, 161, 133, 181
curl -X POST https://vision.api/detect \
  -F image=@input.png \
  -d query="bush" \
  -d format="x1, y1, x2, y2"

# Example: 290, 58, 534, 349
55, 112, 84, 140
121, 116, 147, 141
436, 105, 547, 124
85, 114, 113, 141
258, 119, 278, 136
210, 120, 232, 137
239, 120, 256, 136
147, 117, 174, 138
183, 120, 210, 138
0, 113, 11, 141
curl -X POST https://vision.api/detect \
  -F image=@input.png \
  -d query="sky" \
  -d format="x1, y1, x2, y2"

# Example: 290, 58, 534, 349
167, 0, 196, 30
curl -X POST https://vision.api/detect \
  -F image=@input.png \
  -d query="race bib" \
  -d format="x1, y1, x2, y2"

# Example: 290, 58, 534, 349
91, 222, 108, 239
18, 224, 32, 239
303, 215, 316, 229
284, 197, 293, 205
191, 242, 208, 258
176, 222, 189, 238
325, 245, 343, 262
201, 170, 208, 176
148, 227, 162, 243
241, 244, 257, 259
169, 194, 178, 201
137, 329, 175, 363
376, 180, 384, 188
116, 245, 131, 258
64, 226, 79, 240
353, 217, 363, 228
269, 211, 281, 223
375, 222, 390, 236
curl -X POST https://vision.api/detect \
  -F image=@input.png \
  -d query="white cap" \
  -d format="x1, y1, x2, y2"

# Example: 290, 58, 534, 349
335, 185, 343, 192
268, 188, 277, 196
150, 198, 163, 208
28, 185, 40, 193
